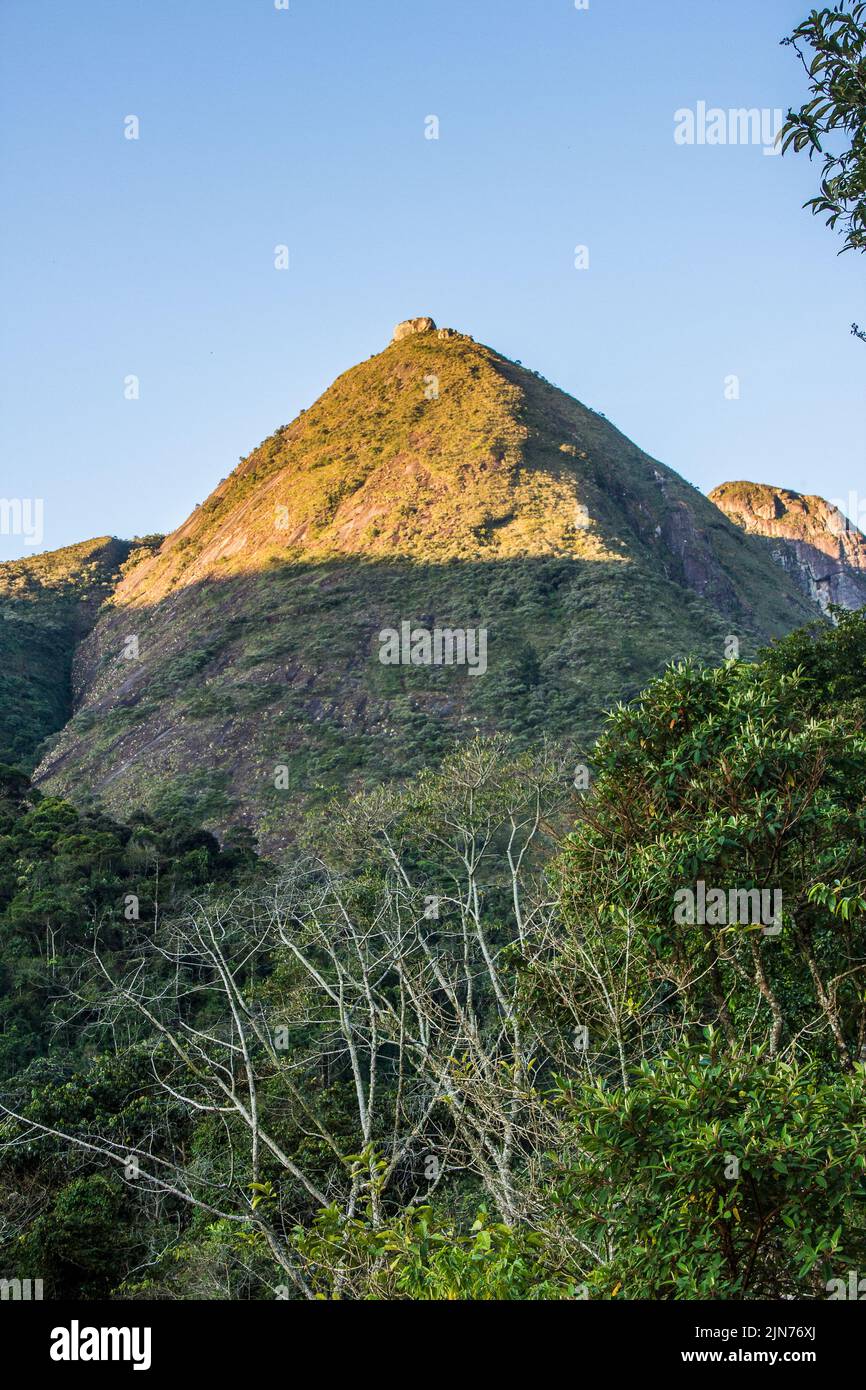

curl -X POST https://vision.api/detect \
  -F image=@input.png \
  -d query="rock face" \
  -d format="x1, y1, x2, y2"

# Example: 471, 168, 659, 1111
392, 316, 437, 341
709, 482, 866, 613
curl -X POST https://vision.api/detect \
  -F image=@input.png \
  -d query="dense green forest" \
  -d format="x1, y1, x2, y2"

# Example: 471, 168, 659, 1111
1, 611, 864, 1300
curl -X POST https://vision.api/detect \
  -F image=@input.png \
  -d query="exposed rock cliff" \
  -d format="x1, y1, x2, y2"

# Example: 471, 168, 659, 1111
709, 482, 866, 613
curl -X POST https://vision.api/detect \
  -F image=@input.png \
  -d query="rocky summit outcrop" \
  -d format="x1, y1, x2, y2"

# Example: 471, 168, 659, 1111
392, 316, 437, 341
33, 326, 823, 851
709, 482, 866, 614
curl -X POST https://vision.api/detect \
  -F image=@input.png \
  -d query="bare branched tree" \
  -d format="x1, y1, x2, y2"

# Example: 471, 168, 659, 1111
0, 738, 579, 1293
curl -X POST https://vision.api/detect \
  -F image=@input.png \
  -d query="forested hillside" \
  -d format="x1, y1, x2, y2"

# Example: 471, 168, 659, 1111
2, 612, 864, 1300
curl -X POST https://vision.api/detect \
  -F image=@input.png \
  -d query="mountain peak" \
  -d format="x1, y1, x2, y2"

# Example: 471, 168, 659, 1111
34, 335, 823, 850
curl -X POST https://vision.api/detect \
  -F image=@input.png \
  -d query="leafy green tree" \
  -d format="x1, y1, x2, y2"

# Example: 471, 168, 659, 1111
21, 1175, 137, 1300
550, 653, 866, 1073
554, 1044, 866, 1300
781, 2, 866, 337
290, 1204, 575, 1300
782, 1, 866, 254
759, 605, 866, 718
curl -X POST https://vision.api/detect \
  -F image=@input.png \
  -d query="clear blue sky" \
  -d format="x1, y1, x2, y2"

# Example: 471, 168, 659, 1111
0, 0, 862, 560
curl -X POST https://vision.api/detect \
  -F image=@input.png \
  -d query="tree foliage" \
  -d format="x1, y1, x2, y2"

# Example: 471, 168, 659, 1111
555, 1044, 865, 1300
782, 2, 866, 263
551, 645, 866, 1072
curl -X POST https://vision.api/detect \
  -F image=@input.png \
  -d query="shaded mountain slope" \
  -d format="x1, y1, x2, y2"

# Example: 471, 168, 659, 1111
0, 537, 160, 767
35, 322, 821, 848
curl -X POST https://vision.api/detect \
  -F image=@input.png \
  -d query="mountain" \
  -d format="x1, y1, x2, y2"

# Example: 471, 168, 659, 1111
709, 482, 866, 614
0, 536, 160, 768
33, 318, 821, 849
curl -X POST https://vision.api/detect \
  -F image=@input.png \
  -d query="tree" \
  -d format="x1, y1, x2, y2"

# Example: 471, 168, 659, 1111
551, 655, 866, 1072
290, 1204, 576, 1300
781, 2, 866, 339
553, 1044, 866, 1300
759, 605, 866, 719
782, 2, 866, 254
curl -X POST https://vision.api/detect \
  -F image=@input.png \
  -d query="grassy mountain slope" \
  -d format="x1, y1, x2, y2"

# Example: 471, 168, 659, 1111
34, 325, 820, 848
0, 537, 160, 767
